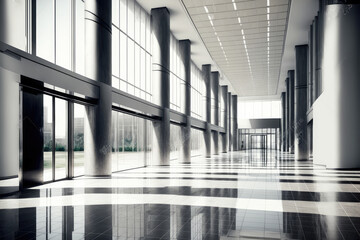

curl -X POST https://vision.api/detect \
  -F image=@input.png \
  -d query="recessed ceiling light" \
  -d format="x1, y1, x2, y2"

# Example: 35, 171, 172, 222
204, 6, 209, 13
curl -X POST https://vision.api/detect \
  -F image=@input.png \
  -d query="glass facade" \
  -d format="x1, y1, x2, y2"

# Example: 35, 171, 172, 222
43, 95, 53, 182
112, 0, 152, 102
239, 128, 280, 150
191, 63, 206, 120
43, 94, 70, 182
170, 34, 186, 113
54, 98, 68, 180
238, 100, 281, 119
73, 103, 85, 177
191, 128, 204, 157
111, 111, 152, 172
170, 124, 182, 160
1, 0, 245, 182
36, 0, 85, 73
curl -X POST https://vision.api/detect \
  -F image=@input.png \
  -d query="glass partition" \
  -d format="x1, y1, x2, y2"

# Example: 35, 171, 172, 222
73, 103, 85, 177
170, 124, 182, 161
111, 111, 151, 172
43, 95, 53, 182
55, 98, 68, 180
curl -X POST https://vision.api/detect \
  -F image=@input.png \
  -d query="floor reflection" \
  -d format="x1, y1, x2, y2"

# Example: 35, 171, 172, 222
1, 151, 360, 239
2, 204, 360, 239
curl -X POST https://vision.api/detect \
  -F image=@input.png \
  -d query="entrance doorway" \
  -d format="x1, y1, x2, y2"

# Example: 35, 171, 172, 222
250, 135, 267, 149
21, 77, 88, 187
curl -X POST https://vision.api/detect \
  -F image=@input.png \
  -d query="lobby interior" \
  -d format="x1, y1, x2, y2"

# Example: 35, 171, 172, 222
1, 0, 360, 239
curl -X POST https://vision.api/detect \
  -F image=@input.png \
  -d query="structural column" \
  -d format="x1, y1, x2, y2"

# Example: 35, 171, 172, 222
228, 93, 232, 151
308, 23, 314, 109
285, 78, 289, 152
313, 3, 360, 168
221, 86, 228, 153
288, 70, 295, 153
211, 72, 220, 155
0, 68, 19, 192
231, 95, 238, 151
179, 40, 191, 163
84, 0, 112, 176
202, 64, 211, 158
151, 7, 171, 165
280, 92, 286, 152
294, 45, 308, 161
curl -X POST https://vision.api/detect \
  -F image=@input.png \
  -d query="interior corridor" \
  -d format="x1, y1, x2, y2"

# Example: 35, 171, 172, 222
1, 151, 360, 239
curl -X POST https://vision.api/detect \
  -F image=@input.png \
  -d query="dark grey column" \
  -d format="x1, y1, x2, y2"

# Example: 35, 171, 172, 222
316, 3, 360, 168
151, 7, 171, 165
295, 45, 308, 161
84, 0, 112, 176
281, 92, 286, 152
0, 69, 19, 190
179, 40, 191, 163
285, 78, 289, 152
202, 64, 211, 158
312, 16, 320, 102
288, 70, 295, 154
221, 86, 228, 153
308, 23, 314, 109
231, 95, 238, 151
211, 72, 220, 155
228, 93, 232, 151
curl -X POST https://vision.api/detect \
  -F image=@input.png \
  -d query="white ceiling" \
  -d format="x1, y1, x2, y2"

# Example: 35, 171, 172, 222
182, 0, 290, 98
138, 0, 319, 100
137, 0, 236, 94
277, 0, 319, 94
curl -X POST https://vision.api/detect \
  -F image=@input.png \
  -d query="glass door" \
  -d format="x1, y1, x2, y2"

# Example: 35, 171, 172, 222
54, 98, 68, 180
43, 95, 68, 182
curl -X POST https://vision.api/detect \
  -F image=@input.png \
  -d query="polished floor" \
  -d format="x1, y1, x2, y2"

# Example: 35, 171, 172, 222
1, 150, 360, 239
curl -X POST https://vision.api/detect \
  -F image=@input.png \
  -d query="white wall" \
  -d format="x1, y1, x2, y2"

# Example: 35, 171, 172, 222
238, 118, 280, 129
313, 4, 360, 169
0, 0, 26, 51
0, 67, 20, 178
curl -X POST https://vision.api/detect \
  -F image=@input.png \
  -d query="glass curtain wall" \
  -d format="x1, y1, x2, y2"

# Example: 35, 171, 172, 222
111, 111, 152, 172
73, 103, 85, 177
238, 100, 281, 119
239, 128, 279, 150
112, 0, 152, 101
191, 128, 204, 157
170, 34, 186, 113
54, 98, 68, 180
43, 95, 53, 182
191, 63, 206, 121
170, 124, 182, 160
43, 95, 68, 182
36, 0, 85, 74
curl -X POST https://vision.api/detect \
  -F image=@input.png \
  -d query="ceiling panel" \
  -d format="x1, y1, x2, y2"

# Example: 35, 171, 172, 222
182, 0, 290, 97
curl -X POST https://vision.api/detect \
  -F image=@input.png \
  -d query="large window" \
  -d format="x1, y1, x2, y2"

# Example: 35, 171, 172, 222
239, 128, 280, 150
170, 124, 182, 160
73, 103, 85, 177
111, 111, 152, 172
54, 98, 68, 180
170, 34, 186, 113
191, 63, 206, 120
191, 128, 204, 157
43, 95, 53, 182
112, 0, 152, 102
43, 95, 69, 182
36, 0, 85, 74
238, 100, 281, 119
